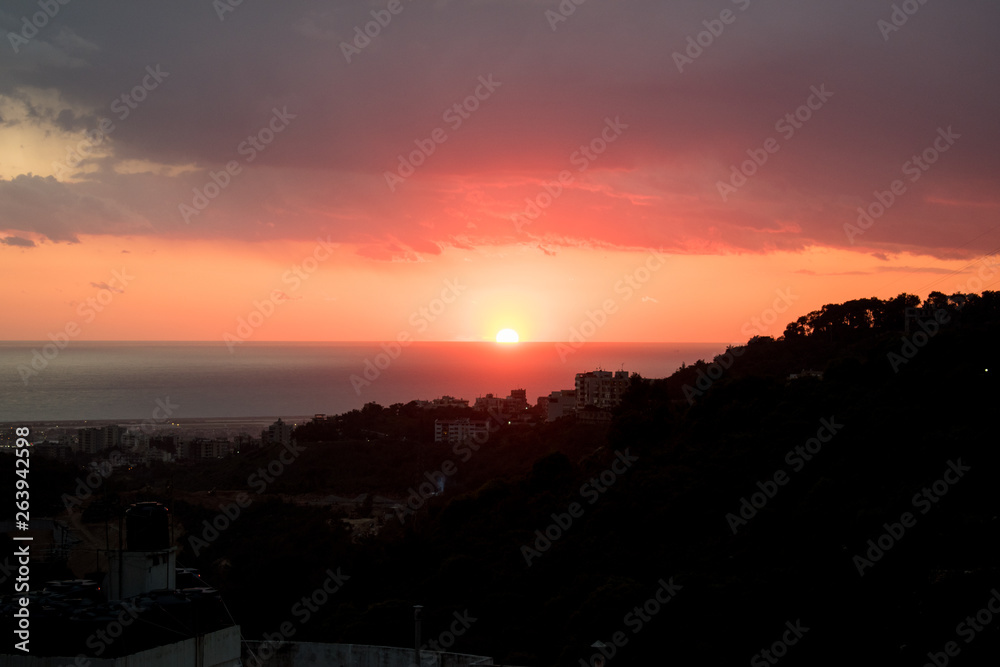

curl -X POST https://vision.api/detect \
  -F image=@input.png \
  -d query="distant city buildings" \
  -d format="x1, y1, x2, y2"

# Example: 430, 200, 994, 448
232, 433, 259, 453
18, 369, 634, 467
178, 439, 231, 459
414, 395, 470, 409
474, 388, 529, 418
77, 424, 123, 454
12, 420, 263, 465
434, 418, 489, 444
33, 442, 74, 460
787, 369, 825, 381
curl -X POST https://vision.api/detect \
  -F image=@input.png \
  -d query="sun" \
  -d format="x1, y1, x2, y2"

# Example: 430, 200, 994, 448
495, 328, 519, 344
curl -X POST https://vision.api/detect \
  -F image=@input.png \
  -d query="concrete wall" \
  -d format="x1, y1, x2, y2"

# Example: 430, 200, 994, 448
119, 625, 241, 667
3, 626, 241, 667
242, 641, 494, 667
3, 656, 114, 667
106, 549, 175, 601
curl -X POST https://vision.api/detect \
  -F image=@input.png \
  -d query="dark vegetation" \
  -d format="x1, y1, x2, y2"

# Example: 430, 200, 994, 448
4, 291, 999, 666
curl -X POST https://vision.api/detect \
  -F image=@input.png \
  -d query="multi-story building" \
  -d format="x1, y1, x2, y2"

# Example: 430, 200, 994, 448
233, 433, 260, 453
473, 393, 504, 414
262, 418, 293, 447
575, 370, 631, 410
198, 439, 231, 459
76, 424, 124, 454
77, 428, 100, 454
546, 389, 577, 422
475, 389, 529, 417
34, 442, 74, 460
504, 388, 529, 415
434, 418, 489, 444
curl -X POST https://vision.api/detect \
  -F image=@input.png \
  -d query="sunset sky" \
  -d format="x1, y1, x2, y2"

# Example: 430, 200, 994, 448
2, 0, 999, 343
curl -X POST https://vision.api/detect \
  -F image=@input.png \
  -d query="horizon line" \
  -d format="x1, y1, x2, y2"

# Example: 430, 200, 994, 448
0, 339, 742, 345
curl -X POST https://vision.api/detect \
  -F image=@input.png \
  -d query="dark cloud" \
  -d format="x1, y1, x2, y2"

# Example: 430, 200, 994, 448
0, 174, 152, 242
0, 0, 998, 258
0, 235, 35, 247
537, 244, 556, 256
89, 281, 123, 293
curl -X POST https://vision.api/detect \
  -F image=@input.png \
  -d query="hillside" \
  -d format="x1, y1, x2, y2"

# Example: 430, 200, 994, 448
5, 291, 998, 666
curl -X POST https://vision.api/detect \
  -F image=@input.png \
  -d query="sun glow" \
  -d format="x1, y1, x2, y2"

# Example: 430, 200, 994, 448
496, 328, 519, 343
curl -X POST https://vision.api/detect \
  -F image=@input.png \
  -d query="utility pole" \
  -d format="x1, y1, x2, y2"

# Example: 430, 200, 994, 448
413, 605, 423, 667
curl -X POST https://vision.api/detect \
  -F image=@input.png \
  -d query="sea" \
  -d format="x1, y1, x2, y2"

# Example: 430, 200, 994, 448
0, 342, 730, 423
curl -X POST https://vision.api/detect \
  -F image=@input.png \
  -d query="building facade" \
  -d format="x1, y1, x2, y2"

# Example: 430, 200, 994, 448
575, 370, 630, 410
434, 418, 489, 444
546, 389, 577, 422
77, 425, 124, 454
262, 418, 294, 447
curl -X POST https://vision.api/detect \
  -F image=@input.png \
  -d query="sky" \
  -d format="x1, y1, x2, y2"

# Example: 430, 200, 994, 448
2, 0, 999, 343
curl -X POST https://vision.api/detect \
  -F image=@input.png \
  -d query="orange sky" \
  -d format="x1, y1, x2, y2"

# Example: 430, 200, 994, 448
3, 234, 996, 343
2, 1, 999, 343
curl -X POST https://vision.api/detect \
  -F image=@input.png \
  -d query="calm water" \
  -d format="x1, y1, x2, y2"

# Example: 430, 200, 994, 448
0, 342, 729, 422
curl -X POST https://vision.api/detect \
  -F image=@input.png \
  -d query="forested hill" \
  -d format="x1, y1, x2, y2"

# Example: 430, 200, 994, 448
28, 291, 995, 666
320, 290, 999, 666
